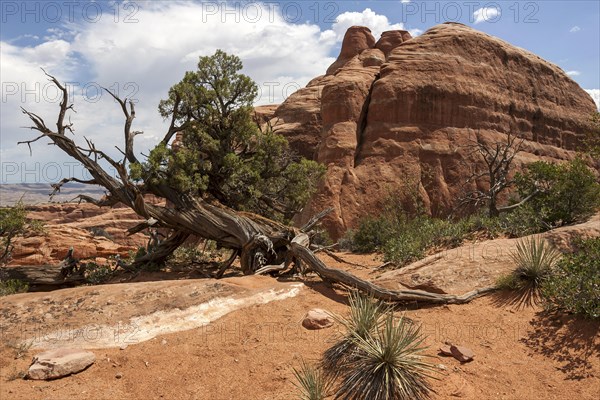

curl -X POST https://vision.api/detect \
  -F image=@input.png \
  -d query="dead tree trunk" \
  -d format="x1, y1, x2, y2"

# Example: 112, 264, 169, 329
18, 72, 495, 304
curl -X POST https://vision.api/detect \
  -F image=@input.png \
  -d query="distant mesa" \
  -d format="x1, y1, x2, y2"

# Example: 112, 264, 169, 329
260, 23, 598, 239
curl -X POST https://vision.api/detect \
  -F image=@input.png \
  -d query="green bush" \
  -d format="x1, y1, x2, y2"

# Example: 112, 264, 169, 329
515, 158, 600, 227
348, 217, 396, 253
0, 202, 45, 265
84, 262, 113, 285
541, 237, 600, 319
0, 279, 29, 296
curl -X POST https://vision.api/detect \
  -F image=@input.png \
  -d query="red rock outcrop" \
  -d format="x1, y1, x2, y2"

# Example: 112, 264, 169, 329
267, 23, 597, 239
9, 203, 149, 265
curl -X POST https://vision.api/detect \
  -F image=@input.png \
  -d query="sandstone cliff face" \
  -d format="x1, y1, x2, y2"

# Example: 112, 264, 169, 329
268, 23, 597, 239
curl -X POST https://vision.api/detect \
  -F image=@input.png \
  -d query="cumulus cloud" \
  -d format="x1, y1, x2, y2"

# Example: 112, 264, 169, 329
324, 8, 418, 42
473, 7, 501, 24
585, 89, 600, 111
569, 26, 581, 33
566, 70, 581, 76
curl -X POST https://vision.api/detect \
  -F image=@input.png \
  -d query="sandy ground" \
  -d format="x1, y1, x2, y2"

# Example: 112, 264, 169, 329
0, 254, 598, 400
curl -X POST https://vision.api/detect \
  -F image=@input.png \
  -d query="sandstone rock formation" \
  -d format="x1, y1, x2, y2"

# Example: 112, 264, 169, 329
8, 203, 148, 266
266, 23, 598, 239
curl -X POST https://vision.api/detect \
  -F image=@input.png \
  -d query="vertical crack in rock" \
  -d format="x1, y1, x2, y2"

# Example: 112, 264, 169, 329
354, 72, 380, 167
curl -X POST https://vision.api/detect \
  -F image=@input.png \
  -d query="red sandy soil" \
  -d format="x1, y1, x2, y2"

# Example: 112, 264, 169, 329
0, 254, 598, 400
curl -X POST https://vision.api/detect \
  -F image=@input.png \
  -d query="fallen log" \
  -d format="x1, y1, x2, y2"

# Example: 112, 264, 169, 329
1, 265, 86, 286
290, 235, 497, 304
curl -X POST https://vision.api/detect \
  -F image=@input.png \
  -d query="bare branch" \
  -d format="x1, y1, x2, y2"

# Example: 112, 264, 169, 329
50, 177, 98, 199
102, 87, 138, 163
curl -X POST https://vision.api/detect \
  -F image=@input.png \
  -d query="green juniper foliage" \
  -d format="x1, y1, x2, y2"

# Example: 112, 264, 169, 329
515, 157, 600, 227
131, 50, 324, 222
541, 237, 600, 319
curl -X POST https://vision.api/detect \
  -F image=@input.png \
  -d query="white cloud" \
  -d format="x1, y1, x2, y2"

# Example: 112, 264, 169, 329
1, 2, 337, 183
401, 0, 412, 3
566, 70, 581, 76
325, 8, 409, 42
473, 7, 501, 24
569, 26, 581, 33
585, 89, 600, 111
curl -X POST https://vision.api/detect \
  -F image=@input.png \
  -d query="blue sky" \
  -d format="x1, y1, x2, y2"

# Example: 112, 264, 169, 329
1, 1, 599, 184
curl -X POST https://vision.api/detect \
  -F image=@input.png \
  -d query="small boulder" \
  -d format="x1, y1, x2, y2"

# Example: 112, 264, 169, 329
450, 345, 474, 363
28, 348, 96, 380
302, 309, 334, 330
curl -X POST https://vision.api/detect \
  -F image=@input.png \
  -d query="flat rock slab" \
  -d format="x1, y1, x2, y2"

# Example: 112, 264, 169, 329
28, 348, 96, 380
302, 308, 334, 330
450, 345, 474, 363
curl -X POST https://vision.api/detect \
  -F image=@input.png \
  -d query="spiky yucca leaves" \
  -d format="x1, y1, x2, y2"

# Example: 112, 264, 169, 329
292, 360, 332, 400
335, 313, 436, 400
510, 236, 561, 288
322, 292, 389, 375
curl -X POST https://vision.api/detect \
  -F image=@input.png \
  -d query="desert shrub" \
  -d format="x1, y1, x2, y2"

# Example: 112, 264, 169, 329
334, 313, 436, 400
0, 202, 45, 265
541, 237, 600, 319
494, 204, 548, 238
506, 236, 561, 289
170, 241, 227, 266
322, 292, 389, 374
310, 228, 333, 247
348, 212, 491, 266
322, 293, 436, 400
84, 262, 113, 285
515, 158, 600, 227
0, 202, 27, 264
0, 279, 29, 296
292, 360, 331, 400
349, 217, 396, 253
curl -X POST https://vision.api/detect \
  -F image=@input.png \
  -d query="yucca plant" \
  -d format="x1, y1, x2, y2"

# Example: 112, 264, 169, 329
292, 359, 331, 400
321, 291, 389, 375
509, 236, 562, 288
335, 313, 437, 400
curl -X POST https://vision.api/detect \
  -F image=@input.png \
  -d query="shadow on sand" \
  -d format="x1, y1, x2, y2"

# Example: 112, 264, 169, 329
522, 311, 599, 380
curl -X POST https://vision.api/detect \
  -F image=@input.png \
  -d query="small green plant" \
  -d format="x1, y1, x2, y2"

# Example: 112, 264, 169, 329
292, 360, 331, 400
541, 237, 600, 319
508, 236, 561, 289
0, 279, 29, 296
171, 242, 220, 265
84, 262, 114, 285
335, 313, 436, 400
322, 292, 389, 373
